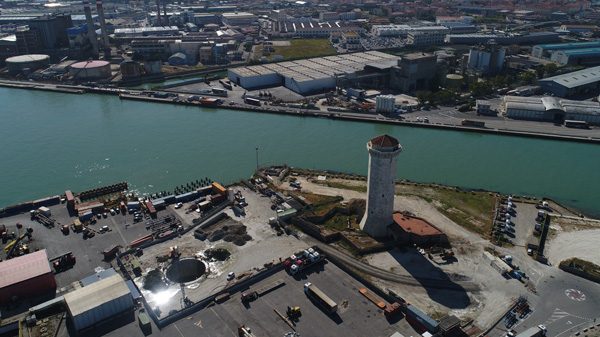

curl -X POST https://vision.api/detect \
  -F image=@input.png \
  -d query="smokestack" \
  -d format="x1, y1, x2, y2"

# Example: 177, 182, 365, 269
83, 0, 98, 57
162, 0, 168, 25
155, 0, 162, 26
95, 0, 111, 58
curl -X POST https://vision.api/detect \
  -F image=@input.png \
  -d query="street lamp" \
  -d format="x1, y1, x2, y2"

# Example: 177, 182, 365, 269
255, 147, 259, 171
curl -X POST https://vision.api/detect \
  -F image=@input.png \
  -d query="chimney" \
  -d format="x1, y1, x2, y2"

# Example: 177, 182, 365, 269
155, 0, 162, 26
95, 0, 111, 58
162, 0, 168, 25
83, 0, 98, 57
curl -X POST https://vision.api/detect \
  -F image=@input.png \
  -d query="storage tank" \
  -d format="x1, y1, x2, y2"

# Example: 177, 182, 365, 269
445, 73, 464, 90
6, 54, 50, 75
120, 60, 142, 78
69, 60, 111, 80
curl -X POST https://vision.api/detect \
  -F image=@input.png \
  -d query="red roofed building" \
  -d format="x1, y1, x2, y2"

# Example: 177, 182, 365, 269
0, 249, 56, 304
390, 212, 447, 245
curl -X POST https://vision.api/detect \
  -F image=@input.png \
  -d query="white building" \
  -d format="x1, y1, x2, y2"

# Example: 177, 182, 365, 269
228, 51, 399, 95
503, 95, 600, 124
360, 135, 402, 238
221, 12, 256, 26
406, 26, 449, 46
64, 274, 133, 332
376, 95, 395, 113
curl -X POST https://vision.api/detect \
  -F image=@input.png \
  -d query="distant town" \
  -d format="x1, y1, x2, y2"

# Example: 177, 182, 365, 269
0, 1, 600, 337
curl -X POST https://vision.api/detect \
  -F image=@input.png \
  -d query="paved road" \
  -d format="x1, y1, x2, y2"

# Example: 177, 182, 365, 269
314, 242, 480, 291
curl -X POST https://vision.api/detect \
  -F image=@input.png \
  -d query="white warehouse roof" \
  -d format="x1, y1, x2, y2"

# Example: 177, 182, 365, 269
539, 65, 600, 88
64, 274, 133, 331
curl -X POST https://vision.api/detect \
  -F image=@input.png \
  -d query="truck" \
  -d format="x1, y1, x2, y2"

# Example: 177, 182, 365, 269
138, 309, 151, 334
241, 279, 285, 303
461, 119, 486, 128
515, 325, 547, 337
51, 252, 76, 272
304, 282, 337, 314
103, 245, 121, 260
244, 97, 261, 106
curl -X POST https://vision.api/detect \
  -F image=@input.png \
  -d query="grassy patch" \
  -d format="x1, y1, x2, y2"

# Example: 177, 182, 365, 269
322, 213, 361, 231
299, 192, 342, 215
396, 185, 496, 237
560, 258, 600, 279
272, 39, 336, 60
322, 181, 367, 193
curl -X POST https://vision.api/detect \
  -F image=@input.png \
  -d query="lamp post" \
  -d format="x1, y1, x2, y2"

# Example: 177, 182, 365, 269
255, 147, 259, 171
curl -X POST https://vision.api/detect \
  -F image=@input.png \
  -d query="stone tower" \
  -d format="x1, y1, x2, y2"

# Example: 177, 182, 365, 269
359, 134, 402, 238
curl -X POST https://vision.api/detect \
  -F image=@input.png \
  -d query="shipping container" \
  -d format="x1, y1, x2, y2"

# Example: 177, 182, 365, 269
145, 200, 156, 216
127, 201, 140, 212
151, 199, 166, 210
277, 208, 297, 221
304, 282, 337, 314
245, 97, 261, 106
211, 182, 227, 195
405, 304, 439, 333
38, 206, 51, 217
198, 200, 212, 210
210, 193, 226, 203
79, 211, 93, 222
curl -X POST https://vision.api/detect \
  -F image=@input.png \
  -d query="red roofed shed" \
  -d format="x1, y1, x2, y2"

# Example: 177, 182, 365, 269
0, 249, 56, 304
390, 213, 448, 245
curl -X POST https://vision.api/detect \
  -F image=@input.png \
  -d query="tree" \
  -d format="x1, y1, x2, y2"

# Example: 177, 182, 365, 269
469, 81, 494, 97
518, 71, 537, 85
543, 63, 558, 77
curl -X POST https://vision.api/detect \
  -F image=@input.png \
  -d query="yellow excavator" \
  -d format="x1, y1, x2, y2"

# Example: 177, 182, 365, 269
4, 228, 33, 259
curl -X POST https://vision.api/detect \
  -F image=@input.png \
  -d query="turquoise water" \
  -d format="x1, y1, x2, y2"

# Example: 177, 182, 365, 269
1, 87, 599, 215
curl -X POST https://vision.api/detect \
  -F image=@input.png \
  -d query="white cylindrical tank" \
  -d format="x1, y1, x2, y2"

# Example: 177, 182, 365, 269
6, 54, 50, 75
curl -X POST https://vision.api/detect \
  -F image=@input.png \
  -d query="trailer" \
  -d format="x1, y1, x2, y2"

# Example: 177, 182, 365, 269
138, 310, 152, 334
304, 282, 337, 314
516, 325, 546, 337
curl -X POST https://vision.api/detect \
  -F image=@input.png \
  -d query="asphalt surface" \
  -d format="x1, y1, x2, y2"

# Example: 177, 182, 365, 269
100, 260, 419, 337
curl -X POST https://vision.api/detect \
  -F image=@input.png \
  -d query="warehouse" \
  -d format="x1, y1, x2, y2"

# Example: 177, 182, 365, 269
539, 65, 600, 97
503, 95, 600, 124
0, 249, 56, 304
531, 41, 600, 58
228, 51, 399, 95
64, 273, 134, 332
551, 48, 600, 66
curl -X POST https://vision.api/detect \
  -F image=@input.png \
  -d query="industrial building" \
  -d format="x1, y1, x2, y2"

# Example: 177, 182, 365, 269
467, 43, 506, 75
532, 41, 600, 59
69, 60, 111, 80
539, 65, 600, 97
390, 52, 437, 92
375, 95, 395, 113
5, 54, 50, 74
0, 249, 56, 304
272, 20, 364, 38
221, 12, 256, 26
114, 26, 180, 38
389, 213, 448, 245
227, 51, 399, 95
551, 48, 600, 66
360, 134, 402, 238
407, 27, 449, 46
446, 32, 559, 45
503, 95, 600, 124
64, 273, 134, 332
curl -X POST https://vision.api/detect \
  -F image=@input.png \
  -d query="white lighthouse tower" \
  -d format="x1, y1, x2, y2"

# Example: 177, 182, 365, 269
359, 134, 402, 238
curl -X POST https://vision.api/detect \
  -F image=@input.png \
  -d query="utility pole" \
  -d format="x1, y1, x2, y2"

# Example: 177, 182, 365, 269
255, 147, 259, 171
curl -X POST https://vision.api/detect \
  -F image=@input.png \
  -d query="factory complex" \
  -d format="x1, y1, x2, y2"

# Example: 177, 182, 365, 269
539, 65, 600, 97
227, 51, 399, 95
502, 95, 600, 124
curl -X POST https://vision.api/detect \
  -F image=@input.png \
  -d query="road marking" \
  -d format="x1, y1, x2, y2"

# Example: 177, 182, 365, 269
546, 308, 571, 324
194, 320, 203, 328
565, 289, 586, 302
554, 320, 593, 337
173, 323, 185, 337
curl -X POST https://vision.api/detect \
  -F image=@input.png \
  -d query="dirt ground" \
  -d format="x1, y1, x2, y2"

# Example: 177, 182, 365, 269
546, 229, 600, 266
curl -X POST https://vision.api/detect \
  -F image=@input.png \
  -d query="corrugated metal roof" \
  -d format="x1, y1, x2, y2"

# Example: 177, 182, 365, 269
64, 274, 130, 316
0, 249, 52, 289
540, 66, 600, 88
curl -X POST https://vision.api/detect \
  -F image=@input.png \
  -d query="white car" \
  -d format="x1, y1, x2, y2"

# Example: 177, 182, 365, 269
174, 202, 183, 209
227, 272, 235, 281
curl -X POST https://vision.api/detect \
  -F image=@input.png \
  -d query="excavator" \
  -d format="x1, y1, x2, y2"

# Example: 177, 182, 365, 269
4, 228, 33, 259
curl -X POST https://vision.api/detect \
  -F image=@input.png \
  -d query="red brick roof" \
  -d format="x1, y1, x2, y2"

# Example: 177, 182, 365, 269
370, 134, 399, 148
393, 213, 443, 236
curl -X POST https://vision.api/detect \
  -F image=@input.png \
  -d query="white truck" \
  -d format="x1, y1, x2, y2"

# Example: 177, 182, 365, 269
515, 325, 547, 337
